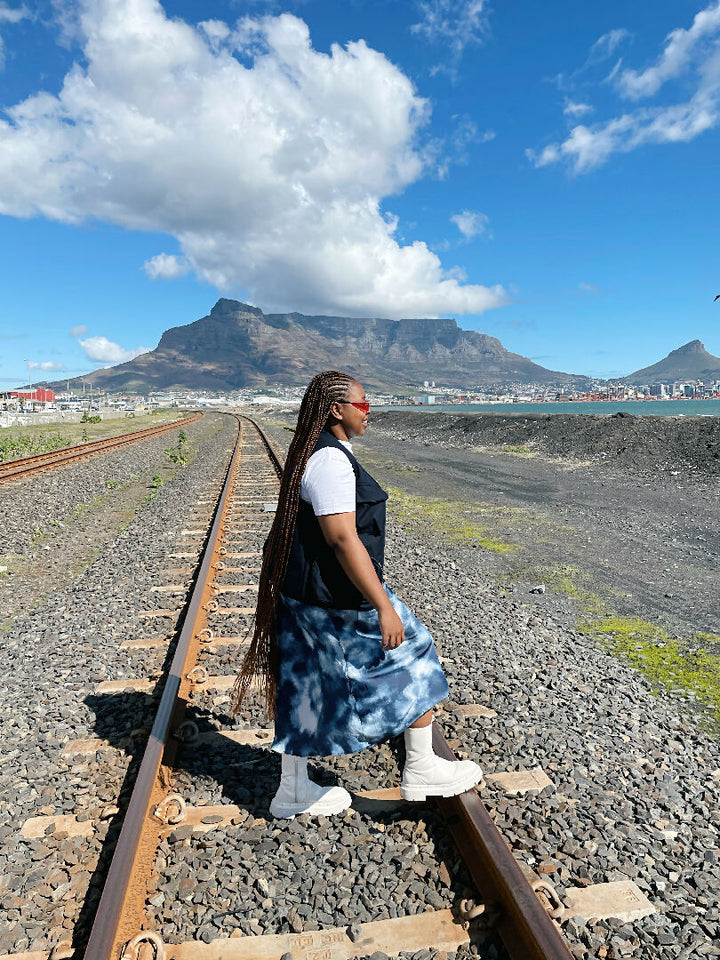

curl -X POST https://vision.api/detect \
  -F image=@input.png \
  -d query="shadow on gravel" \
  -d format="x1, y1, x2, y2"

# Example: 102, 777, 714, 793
76, 691, 508, 959
72, 690, 159, 953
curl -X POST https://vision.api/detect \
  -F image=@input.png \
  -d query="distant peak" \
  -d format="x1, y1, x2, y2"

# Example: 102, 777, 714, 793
211, 298, 263, 317
672, 339, 706, 354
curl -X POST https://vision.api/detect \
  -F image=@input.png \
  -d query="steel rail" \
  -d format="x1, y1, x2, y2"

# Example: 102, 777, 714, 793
83, 414, 243, 960
0, 412, 203, 481
247, 416, 574, 960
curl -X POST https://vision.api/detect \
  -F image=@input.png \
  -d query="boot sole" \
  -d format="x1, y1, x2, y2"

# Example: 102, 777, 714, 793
400, 771, 483, 802
269, 795, 353, 820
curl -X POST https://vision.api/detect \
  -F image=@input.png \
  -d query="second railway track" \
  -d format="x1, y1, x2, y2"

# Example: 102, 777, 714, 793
0, 413, 203, 482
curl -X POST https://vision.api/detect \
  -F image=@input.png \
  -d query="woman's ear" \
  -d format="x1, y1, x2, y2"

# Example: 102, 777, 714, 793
328, 401, 343, 422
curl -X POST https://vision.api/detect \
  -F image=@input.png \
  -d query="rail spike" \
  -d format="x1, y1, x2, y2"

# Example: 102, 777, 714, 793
121, 931, 166, 960
153, 793, 187, 825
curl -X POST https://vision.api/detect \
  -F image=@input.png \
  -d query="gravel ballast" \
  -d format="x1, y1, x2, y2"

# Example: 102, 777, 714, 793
1, 409, 718, 960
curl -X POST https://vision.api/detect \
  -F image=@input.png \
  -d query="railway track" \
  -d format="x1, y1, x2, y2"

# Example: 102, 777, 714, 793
41, 413, 573, 960
0, 413, 203, 482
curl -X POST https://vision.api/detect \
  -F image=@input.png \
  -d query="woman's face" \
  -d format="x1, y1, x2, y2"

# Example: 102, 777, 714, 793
334, 380, 369, 440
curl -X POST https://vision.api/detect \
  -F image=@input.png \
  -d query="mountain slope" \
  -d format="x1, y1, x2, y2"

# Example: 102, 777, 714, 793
46, 299, 591, 393
625, 340, 720, 384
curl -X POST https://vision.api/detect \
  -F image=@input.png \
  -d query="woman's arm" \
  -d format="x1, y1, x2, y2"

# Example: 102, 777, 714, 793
317, 512, 404, 649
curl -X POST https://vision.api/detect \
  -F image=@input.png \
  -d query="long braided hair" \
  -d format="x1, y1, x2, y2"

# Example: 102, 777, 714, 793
231, 370, 355, 717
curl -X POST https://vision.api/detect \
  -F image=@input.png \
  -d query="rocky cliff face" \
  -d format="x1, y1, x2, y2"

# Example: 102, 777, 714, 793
54, 299, 590, 392
625, 340, 720, 383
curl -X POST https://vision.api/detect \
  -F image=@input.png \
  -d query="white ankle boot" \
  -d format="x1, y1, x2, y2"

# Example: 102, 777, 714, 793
269, 754, 353, 819
400, 724, 483, 801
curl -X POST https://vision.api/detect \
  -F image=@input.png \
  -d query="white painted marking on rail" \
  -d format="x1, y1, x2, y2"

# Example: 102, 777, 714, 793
564, 881, 656, 922
485, 769, 552, 794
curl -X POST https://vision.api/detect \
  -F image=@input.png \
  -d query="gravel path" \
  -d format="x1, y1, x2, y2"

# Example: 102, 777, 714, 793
1, 409, 718, 960
0, 412, 235, 955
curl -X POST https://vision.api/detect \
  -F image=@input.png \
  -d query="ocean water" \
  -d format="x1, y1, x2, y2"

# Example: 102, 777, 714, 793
377, 399, 720, 417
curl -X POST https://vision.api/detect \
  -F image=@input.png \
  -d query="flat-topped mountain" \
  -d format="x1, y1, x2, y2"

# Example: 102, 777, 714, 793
625, 340, 720, 384
52, 300, 590, 393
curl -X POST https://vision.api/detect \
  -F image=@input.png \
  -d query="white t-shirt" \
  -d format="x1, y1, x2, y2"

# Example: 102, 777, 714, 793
300, 441, 356, 516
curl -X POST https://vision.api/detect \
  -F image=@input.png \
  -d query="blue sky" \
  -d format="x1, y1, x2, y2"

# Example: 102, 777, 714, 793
1, 0, 719, 388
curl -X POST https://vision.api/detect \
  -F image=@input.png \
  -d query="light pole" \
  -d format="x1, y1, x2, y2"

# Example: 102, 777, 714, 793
23, 358, 32, 411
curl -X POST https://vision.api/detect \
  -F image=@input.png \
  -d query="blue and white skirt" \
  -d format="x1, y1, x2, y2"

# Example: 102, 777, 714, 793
271, 585, 449, 757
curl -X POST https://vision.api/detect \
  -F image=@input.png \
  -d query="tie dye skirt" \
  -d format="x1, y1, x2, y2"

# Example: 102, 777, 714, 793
271, 585, 449, 757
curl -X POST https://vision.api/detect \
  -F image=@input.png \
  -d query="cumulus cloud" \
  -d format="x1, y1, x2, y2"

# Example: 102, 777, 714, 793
450, 210, 491, 240
0, 2, 28, 69
0, 0, 506, 319
144, 253, 191, 280
530, 2, 720, 172
411, 0, 489, 75
78, 337, 149, 364
69, 324, 88, 337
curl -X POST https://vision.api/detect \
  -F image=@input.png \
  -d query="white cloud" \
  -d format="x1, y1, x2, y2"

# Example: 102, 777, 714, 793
79, 336, 149, 364
530, 3, 720, 173
588, 29, 630, 64
0, 3, 28, 69
411, 0, 489, 74
563, 100, 593, 118
144, 253, 191, 280
29, 360, 65, 370
578, 282, 601, 295
0, 1, 506, 319
69, 324, 88, 336
450, 210, 491, 240
618, 1, 720, 99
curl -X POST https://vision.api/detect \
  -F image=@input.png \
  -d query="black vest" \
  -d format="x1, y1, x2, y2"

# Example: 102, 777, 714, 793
282, 431, 388, 609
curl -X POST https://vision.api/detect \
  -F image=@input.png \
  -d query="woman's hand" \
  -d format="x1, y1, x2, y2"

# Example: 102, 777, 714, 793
378, 603, 405, 650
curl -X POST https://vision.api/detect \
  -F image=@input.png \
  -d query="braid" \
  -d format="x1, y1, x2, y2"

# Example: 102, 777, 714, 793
231, 370, 354, 717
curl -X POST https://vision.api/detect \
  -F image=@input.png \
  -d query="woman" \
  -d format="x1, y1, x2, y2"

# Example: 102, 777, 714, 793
232, 370, 482, 819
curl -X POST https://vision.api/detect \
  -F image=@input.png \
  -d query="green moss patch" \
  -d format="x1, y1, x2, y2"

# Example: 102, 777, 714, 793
584, 616, 720, 724
387, 487, 519, 553
502, 444, 534, 455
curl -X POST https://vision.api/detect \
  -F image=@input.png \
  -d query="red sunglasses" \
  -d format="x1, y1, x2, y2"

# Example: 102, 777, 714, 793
338, 400, 370, 414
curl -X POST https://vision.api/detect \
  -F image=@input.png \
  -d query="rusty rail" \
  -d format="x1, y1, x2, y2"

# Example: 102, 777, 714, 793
0, 412, 203, 481
83, 415, 242, 960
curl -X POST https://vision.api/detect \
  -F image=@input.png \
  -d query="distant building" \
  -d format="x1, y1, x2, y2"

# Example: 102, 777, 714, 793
11, 388, 56, 404
649, 383, 667, 397
413, 395, 436, 404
